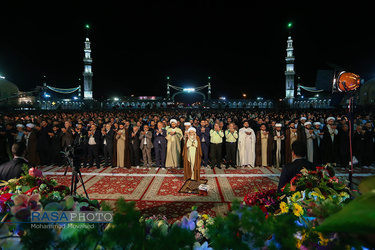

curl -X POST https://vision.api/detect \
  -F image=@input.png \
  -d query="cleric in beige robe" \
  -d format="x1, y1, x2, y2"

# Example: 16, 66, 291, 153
165, 119, 183, 168
182, 127, 202, 181
115, 123, 131, 168
255, 124, 274, 167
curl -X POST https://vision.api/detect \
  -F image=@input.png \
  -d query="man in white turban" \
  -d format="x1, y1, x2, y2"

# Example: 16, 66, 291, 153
237, 120, 256, 167
272, 123, 285, 168
165, 119, 183, 168
183, 122, 192, 143
313, 122, 323, 164
322, 117, 338, 164
182, 127, 202, 181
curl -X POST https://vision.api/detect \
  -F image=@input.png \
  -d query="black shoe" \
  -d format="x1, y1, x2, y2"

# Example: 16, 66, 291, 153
217, 166, 222, 169
232, 165, 237, 169
225, 165, 230, 169
210, 165, 215, 169
111, 166, 115, 168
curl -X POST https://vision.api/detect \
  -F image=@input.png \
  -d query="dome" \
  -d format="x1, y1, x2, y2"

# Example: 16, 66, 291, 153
0, 78, 19, 99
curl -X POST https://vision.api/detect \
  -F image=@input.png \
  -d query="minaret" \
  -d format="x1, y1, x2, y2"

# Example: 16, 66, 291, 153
285, 23, 295, 106
83, 25, 93, 100
207, 76, 211, 100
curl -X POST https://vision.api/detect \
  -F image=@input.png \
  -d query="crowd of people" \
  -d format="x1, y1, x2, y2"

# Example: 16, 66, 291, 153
0, 109, 374, 180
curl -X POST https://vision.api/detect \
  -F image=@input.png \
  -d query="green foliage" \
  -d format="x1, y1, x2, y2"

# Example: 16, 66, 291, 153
317, 190, 375, 234
20, 224, 55, 250
146, 224, 194, 249
206, 200, 300, 250
21, 164, 29, 176
101, 198, 146, 249
99, 200, 112, 211
2, 169, 374, 249
358, 175, 375, 194
100, 198, 195, 249
60, 223, 102, 250
271, 213, 300, 250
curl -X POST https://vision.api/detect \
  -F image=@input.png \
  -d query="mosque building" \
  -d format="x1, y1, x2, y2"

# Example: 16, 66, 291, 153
0, 31, 90, 111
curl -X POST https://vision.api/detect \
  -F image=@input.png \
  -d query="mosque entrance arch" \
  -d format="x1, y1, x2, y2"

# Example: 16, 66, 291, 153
165, 77, 212, 103
171, 91, 206, 102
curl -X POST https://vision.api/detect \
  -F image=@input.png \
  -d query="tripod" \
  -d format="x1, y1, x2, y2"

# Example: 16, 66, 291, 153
63, 147, 89, 199
70, 164, 89, 199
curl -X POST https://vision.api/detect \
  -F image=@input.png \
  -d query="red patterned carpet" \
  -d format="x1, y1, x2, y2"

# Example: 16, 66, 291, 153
39, 165, 374, 222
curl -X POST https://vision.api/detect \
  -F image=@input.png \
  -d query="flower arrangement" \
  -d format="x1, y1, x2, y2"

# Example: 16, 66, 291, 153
0, 173, 69, 200
282, 165, 349, 196
0, 169, 100, 222
237, 164, 375, 249
0, 168, 71, 225
174, 206, 214, 249
0, 164, 373, 249
243, 188, 280, 216
194, 213, 214, 242
141, 214, 169, 238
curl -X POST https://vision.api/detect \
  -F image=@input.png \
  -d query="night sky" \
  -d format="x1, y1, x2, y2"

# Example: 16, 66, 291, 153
0, 1, 374, 103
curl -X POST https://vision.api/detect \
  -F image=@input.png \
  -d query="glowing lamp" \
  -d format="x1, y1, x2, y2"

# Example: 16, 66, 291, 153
336, 71, 360, 92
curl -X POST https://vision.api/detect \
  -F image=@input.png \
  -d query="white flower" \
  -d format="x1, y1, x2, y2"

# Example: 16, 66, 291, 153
196, 219, 204, 227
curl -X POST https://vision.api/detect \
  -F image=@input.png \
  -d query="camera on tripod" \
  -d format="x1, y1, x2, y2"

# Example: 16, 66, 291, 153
62, 145, 81, 169
62, 134, 87, 170
62, 135, 89, 198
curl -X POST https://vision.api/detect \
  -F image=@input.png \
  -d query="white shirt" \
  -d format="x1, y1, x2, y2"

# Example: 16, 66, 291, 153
88, 133, 96, 145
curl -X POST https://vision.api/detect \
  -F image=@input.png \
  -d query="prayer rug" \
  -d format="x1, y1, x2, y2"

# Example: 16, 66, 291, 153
178, 179, 208, 194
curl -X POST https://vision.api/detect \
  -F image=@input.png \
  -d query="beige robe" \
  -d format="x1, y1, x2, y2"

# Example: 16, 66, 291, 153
183, 136, 202, 181
116, 129, 126, 167
261, 133, 269, 166
165, 127, 183, 168
187, 139, 197, 179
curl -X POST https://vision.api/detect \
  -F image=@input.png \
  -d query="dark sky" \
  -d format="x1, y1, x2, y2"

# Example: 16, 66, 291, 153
0, 1, 374, 103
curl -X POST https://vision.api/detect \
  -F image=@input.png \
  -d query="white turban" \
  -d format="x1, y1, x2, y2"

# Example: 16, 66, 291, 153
170, 119, 177, 124
275, 123, 282, 128
313, 122, 321, 126
300, 117, 307, 121
184, 122, 191, 126
326, 117, 335, 122
16, 124, 24, 128
188, 127, 196, 133
26, 123, 35, 129
304, 122, 312, 126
